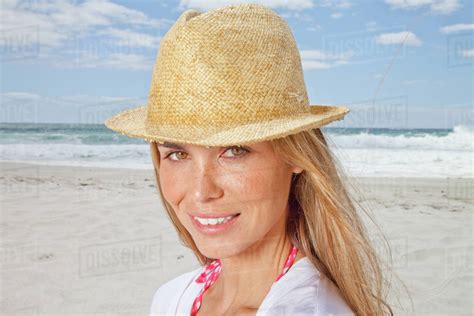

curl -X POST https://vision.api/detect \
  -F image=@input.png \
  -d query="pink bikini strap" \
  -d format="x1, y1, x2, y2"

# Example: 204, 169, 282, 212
190, 245, 298, 316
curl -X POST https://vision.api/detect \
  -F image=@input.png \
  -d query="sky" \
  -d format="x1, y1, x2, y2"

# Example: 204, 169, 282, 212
0, 0, 472, 128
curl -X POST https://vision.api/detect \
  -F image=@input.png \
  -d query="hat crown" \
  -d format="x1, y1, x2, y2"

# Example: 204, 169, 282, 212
146, 4, 310, 129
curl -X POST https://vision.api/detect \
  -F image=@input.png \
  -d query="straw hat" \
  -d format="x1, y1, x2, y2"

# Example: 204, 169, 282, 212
104, 3, 350, 147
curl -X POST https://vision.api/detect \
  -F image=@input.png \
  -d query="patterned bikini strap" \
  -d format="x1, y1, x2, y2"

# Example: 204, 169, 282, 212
195, 259, 221, 283
195, 245, 298, 284
190, 246, 298, 316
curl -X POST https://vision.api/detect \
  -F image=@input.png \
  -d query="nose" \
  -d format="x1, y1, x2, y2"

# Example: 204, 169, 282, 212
191, 162, 223, 202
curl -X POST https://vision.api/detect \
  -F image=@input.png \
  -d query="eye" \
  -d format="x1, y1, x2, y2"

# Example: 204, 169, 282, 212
164, 151, 188, 161
164, 146, 249, 162
222, 146, 249, 158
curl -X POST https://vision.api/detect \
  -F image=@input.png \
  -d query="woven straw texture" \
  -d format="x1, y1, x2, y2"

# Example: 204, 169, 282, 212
104, 3, 350, 146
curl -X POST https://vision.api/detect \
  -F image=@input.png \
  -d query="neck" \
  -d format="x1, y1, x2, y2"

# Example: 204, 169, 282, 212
204, 221, 306, 310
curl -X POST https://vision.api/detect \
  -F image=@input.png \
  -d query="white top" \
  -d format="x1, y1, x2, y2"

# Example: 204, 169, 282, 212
149, 257, 355, 315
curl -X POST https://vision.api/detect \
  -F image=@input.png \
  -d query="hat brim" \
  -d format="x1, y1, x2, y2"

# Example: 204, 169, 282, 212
104, 105, 349, 146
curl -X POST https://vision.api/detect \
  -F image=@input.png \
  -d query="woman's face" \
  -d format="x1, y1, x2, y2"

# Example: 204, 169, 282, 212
156, 141, 302, 259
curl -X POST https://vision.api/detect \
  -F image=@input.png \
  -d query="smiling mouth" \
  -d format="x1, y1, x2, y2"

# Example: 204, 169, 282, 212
192, 213, 240, 225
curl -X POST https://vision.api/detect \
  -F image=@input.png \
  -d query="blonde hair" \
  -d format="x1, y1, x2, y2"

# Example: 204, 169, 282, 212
150, 128, 410, 315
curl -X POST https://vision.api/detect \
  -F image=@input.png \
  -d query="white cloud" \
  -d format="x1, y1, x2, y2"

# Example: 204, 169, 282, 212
461, 49, 474, 58
375, 31, 422, 46
330, 12, 343, 18
0, 0, 168, 46
0, 92, 147, 123
319, 0, 352, 9
300, 50, 352, 60
300, 49, 353, 70
0, 0, 170, 70
100, 53, 154, 70
430, 0, 460, 14
366, 21, 377, 31
0, 92, 41, 101
56, 52, 154, 70
439, 23, 474, 34
178, 0, 314, 11
100, 28, 162, 48
307, 24, 322, 32
279, 11, 314, 21
402, 79, 427, 86
302, 60, 332, 69
385, 0, 460, 14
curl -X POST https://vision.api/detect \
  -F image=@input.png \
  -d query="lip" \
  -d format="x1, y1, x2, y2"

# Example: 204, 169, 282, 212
190, 211, 241, 219
190, 213, 240, 236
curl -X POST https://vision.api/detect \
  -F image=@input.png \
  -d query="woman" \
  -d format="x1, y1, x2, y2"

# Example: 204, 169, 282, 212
105, 3, 394, 315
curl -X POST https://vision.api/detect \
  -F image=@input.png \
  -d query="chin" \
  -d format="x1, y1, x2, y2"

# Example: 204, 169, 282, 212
196, 240, 244, 259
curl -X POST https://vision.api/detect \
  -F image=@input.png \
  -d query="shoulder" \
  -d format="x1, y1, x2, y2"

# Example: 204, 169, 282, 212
149, 266, 202, 316
312, 272, 355, 315
259, 257, 355, 315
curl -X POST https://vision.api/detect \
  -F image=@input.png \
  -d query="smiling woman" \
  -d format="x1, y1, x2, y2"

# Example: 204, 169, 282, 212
104, 3, 394, 316
148, 131, 393, 316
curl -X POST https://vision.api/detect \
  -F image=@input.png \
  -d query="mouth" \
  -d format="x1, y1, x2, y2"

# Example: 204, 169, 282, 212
190, 213, 241, 235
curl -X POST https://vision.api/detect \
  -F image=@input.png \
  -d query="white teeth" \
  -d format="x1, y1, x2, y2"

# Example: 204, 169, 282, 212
194, 215, 236, 226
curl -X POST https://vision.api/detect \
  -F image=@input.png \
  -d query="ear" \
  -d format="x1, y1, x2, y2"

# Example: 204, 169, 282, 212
290, 166, 303, 174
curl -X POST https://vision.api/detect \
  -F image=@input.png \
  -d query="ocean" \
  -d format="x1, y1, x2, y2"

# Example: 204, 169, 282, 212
0, 123, 472, 178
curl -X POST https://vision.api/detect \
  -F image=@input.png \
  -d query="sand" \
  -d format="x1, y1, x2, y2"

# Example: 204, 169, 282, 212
0, 162, 472, 315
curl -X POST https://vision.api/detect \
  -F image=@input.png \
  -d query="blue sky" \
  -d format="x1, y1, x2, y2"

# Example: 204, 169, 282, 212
1, 0, 472, 128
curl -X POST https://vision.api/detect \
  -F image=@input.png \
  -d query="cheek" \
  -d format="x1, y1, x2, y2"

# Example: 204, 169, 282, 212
159, 168, 185, 205
227, 165, 290, 210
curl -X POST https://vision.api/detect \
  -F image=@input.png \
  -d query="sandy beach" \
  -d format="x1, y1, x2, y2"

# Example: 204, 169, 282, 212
0, 161, 472, 315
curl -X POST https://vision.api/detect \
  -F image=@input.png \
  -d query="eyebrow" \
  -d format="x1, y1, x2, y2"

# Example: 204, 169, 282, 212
157, 142, 185, 150
156, 142, 244, 150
